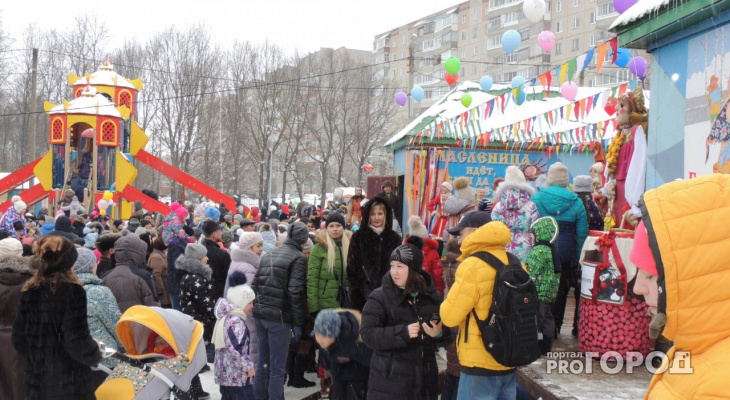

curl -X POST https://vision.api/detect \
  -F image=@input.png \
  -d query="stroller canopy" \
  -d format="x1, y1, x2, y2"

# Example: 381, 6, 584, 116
117, 306, 203, 358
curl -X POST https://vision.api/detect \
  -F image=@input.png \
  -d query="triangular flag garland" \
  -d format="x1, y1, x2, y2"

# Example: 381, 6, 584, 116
400, 36, 643, 156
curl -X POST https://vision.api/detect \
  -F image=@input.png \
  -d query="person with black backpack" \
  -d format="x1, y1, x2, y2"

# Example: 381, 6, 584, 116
441, 217, 541, 399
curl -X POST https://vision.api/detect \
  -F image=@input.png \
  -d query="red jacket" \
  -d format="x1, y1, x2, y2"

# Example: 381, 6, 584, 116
405, 236, 445, 296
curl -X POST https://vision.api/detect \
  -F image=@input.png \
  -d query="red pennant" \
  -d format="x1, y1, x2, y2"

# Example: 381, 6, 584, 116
574, 102, 580, 120
544, 72, 552, 95
610, 37, 619, 64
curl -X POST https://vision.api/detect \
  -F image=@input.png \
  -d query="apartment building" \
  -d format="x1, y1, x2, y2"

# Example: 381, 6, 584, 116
373, 0, 641, 130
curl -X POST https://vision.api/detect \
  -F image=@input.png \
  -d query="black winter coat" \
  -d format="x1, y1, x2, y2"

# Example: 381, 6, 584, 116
252, 238, 308, 326
347, 196, 402, 311
319, 310, 372, 383
12, 282, 102, 400
360, 271, 452, 400
177, 256, 216, 341
166, 238, 186, 296
204, 239, 231, 301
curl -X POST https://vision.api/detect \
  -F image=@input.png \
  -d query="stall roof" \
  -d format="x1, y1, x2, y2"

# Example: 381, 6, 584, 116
385, 80, 632, 151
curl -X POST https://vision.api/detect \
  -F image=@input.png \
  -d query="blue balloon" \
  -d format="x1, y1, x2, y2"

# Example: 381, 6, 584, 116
480, 75, 493, 92
502, 30, 521, 55
411, 86, 424, 102
511, 76, 526, 89
612, 48, 631, 68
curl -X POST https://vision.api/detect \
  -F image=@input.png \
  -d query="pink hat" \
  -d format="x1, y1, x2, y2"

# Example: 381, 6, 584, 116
174, 207, 189, 220
630, 221, 657, 276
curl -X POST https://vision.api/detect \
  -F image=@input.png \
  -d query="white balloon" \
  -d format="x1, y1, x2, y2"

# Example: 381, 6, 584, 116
523, 0, 547, 23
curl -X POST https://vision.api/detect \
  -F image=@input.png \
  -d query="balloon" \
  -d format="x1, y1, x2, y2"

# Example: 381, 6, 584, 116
98, 199, 108, 209
613, 0, 638, 14
523, 0, 547, 23
604, 104, 616, 116
411, 86, 424, 102
99, 209, 107, 216
538, 30, 555, 52
395, 91, 407, 106
461, 93, 473, 108
515, 89, 527, 106
444, 57, 461, 75
445, 72, 459, 85
110, 182, 117, 192
480, 75, 493, 92
628, 56, 648, 78
561, 81, 578, 101
103, 190, 113, 200
502, 30, 521, 55
611, 48, 631, 68
511, 76, 526, 89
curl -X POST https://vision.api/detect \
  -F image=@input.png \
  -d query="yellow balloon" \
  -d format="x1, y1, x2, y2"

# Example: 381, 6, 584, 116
99, 209, 107, 216
103, 191, 113, 200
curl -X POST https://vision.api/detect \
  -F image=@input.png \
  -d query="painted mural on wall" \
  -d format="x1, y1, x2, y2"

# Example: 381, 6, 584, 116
686, 25, 730, 177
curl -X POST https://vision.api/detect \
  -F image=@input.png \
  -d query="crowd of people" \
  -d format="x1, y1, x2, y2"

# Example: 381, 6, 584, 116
0, 167, 727, 400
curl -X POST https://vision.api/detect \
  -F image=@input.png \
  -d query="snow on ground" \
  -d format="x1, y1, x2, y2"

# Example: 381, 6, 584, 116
198, 363, 320, 400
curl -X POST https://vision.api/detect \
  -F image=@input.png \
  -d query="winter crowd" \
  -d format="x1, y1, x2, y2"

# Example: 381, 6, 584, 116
1, 165, 729, 400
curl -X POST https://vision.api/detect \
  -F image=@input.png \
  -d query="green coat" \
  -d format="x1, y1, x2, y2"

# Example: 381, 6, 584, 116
526, 216, 561, 303
307, 230, 351, 313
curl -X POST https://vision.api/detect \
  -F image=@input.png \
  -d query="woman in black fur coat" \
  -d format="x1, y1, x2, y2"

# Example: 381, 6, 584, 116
346, 196, 402, 311
12, 236, 102, 400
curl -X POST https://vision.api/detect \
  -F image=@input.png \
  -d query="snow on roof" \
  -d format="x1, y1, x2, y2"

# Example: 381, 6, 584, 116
72, 62, 139, 90
609, 0, 675, 30
386, 80, 623, 147
48, 93, 124, 118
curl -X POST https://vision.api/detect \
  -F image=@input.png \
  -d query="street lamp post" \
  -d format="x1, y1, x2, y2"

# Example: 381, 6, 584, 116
265, 125, 273, 212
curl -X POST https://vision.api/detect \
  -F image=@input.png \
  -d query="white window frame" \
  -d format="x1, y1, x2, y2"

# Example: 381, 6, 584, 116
462, 13, 467, 23
589, 34, 595, 46
473, 45, 478, 55
462, 31, 467, 41
504, 11, 520, 26
556, 21, 563, 33
557, 1, 563, 12
597, 2, 618, 19
572, 38, 580, 51
555, 42, 562, 55
573, 0, 580, 6
473, 27, 479, 38
573, 17, 580, 29
590, 12, 596, 24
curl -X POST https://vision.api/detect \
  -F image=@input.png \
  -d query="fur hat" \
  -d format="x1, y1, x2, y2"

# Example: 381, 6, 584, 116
205, 206, 221, 221
95, 233, 120, 253
453, 177, 476, 202
547, 162, 570, 187
504, 166, 526, 183
441, 181, 453, 192
221, 230, 233, 243
407, 215, 428, 239
114, 230, 148, 268
326, 212, 346, 228
12, 196, 27, 214
33, 235, 78, 274
227, 272, 255, 310
185, 243, 208, 262
313, 309, 341, 338
390, 236, 424, 272
0, 238, 22, 258
382, 180, 394, 190
238, 232, 263, 251
572, 175, 593, 193
73, 247, 97, 274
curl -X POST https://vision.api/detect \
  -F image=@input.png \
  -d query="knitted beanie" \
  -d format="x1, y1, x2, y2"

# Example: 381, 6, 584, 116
313, 309, 341, 338
407, 215, 428, 239
205, 206, 221, 221
504, 166, 526, 183
227, 271, 255, 310
12, 196, 27, 214
441, 181, 453, 192
453, 177, 477, 202
325, 212, 346, 228
185, 243, 208, 262
547, 162, 570, 187
174, 207, 189, 220
73, 247, 97, 274
572, 175, 593, 193
389, 236, 424, 272
0, 238, 22, 258
301, 238, 314, 254
238, 232, 263, 251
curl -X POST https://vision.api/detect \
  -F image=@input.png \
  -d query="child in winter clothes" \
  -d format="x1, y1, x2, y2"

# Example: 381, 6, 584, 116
526, 217, 561, 354
213, 272, 256, 400
406, 215, 445, 296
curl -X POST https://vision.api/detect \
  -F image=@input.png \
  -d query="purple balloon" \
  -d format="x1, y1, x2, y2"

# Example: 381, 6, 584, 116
628, 56, 648, 78
613, 0, 637, 14
395, 91, 407, 107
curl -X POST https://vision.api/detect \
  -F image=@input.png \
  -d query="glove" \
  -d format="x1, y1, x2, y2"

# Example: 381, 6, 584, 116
292, 326, 302, 342
96, 340, 116, 359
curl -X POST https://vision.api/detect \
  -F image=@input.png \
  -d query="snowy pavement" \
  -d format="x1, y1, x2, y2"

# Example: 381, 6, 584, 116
198, 364, 320, 400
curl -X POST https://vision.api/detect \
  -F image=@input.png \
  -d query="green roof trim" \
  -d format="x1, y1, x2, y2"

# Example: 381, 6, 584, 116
616, 0, 730, 49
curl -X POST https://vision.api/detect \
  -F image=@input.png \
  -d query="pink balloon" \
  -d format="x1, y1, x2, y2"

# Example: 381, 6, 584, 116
538, 30, 555, 52
628, 56, 648, 78
561, 81, 578, 101
613, 0, 638, 14
394, 91, 407, 107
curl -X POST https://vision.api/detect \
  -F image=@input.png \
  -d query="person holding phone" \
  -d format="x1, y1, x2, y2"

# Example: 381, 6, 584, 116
360, 236, 452, 400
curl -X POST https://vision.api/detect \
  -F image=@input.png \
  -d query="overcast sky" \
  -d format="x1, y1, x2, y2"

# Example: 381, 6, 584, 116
1, 0, 458, 54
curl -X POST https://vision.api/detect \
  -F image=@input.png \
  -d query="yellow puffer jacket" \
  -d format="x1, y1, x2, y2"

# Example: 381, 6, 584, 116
440, 221, 514, 372
642, 174, 730, 399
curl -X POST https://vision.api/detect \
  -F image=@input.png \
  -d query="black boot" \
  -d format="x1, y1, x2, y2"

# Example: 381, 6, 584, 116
286, 350, 296, 387
291, 354, 317, 388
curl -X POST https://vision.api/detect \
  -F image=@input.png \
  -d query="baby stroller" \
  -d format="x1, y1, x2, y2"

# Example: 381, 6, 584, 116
95, 306, 206, 400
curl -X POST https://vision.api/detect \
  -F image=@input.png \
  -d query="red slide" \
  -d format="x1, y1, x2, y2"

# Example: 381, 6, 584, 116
0, 184, 50, 213
135, 149, 236, 208
117, 185, 172, 215
0, 158, 42, 198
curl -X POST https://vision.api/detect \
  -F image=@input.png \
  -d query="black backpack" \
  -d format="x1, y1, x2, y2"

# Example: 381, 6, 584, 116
464, 251, 541, 368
